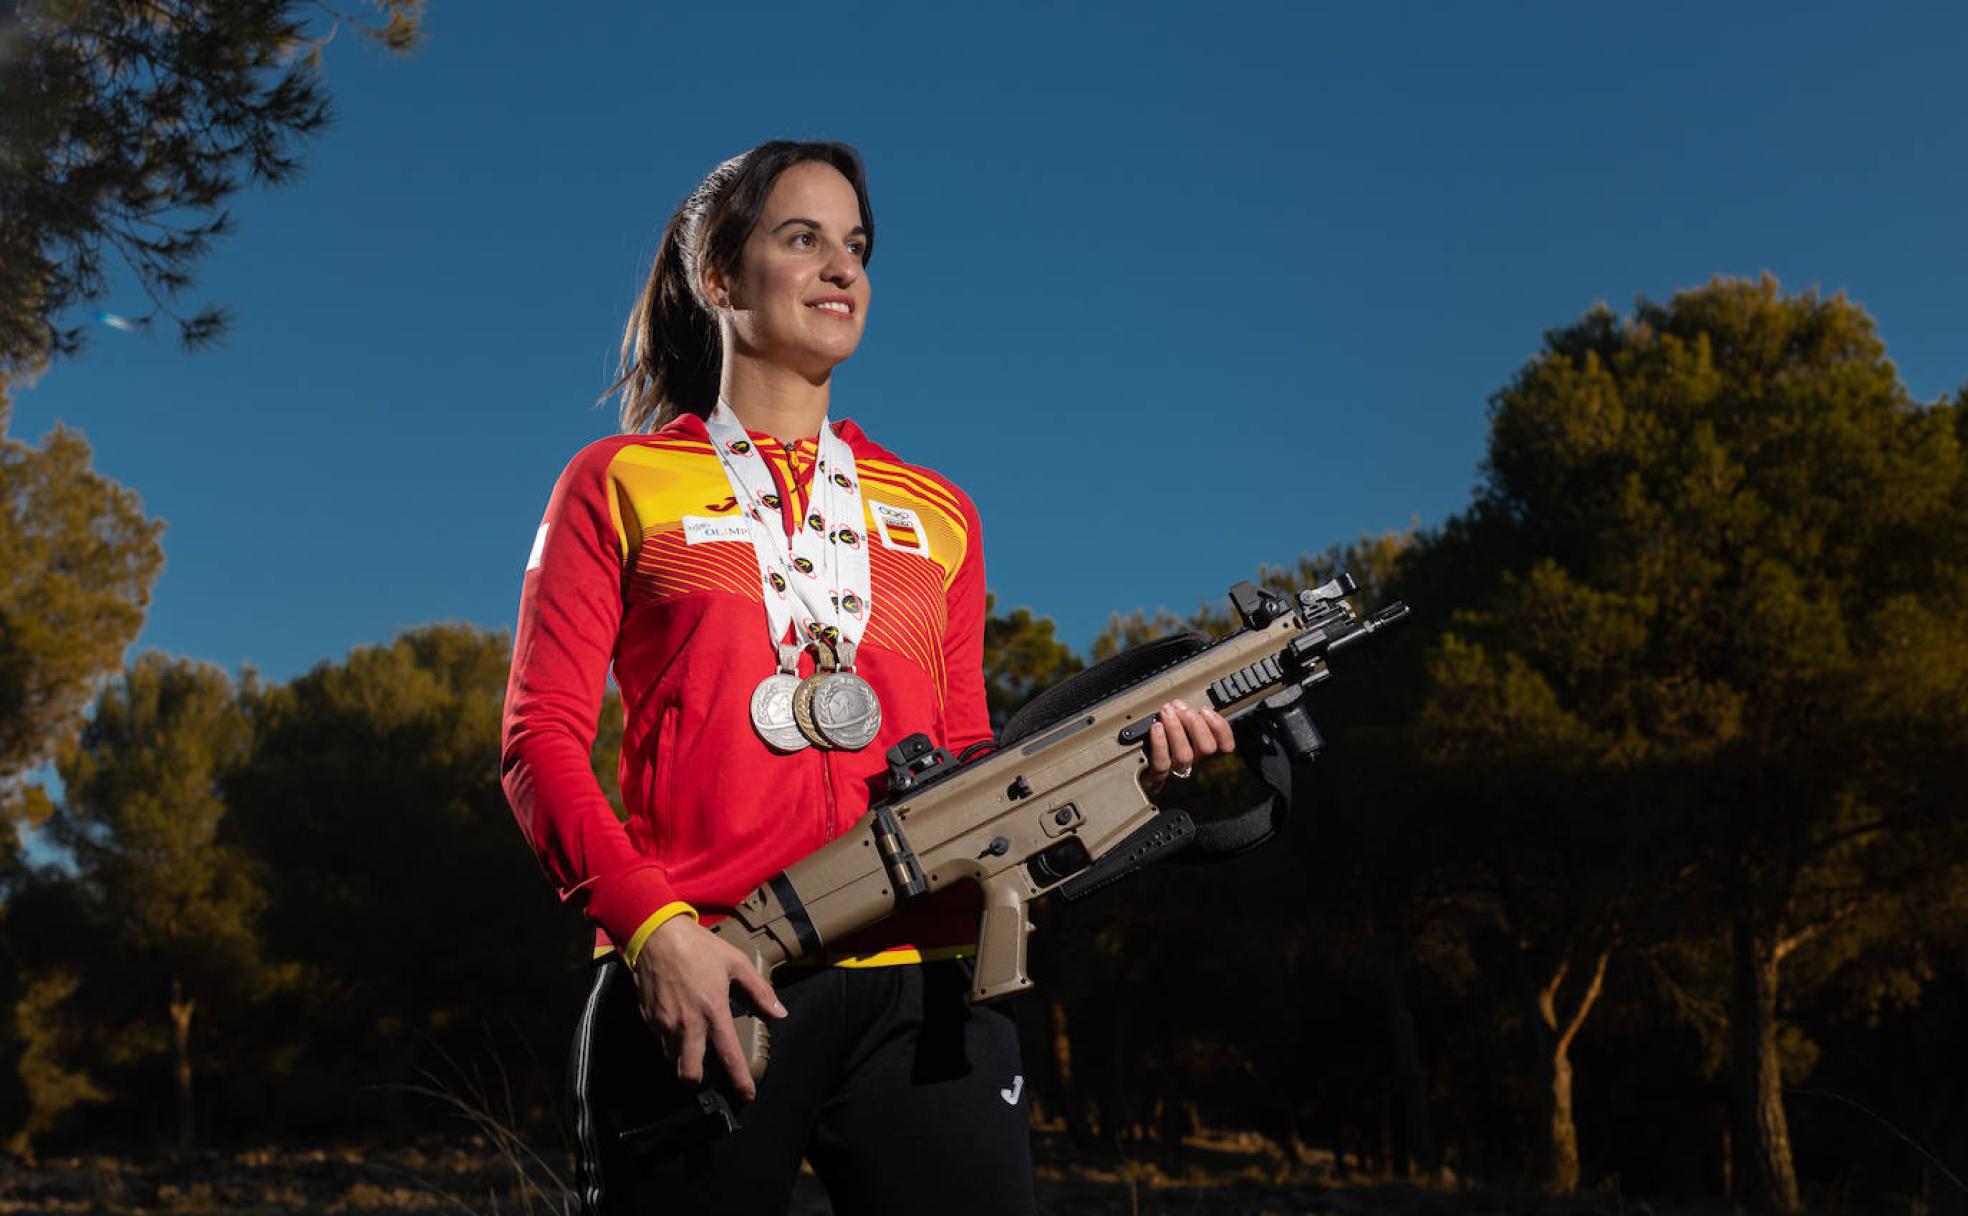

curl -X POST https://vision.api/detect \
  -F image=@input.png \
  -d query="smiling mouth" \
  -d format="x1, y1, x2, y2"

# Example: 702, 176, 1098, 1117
808, 300, 854, 317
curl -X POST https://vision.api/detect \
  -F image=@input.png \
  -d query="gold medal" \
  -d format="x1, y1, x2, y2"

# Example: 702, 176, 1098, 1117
791, 672, 830, 749
790, 639, 837, 749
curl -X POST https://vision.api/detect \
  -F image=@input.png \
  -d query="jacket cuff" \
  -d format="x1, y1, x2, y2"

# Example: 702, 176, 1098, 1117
587, 862, 684, 955
622, 902, 699, 967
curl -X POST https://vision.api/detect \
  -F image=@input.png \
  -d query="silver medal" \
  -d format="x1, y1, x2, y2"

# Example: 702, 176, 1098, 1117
749, 672, 810, 753
812, 670, 883, 751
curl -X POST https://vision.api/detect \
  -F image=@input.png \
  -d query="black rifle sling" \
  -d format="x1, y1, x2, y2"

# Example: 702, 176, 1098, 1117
1174, 721, 1300, 862
997, 631, 1213, 747
1057, 718, 1300, 900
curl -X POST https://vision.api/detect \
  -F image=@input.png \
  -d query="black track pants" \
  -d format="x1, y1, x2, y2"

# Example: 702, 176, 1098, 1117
569, 957, 1040, 1215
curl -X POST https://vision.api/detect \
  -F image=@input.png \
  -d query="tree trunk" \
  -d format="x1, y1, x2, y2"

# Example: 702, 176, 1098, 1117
1729, 911, 1800, 1214
1044, 994, 1098, 1148
168, 977, 196, 1160
1526, 947, 1605, 1194
1541, 1049, 1581, 1193
1379, 955, 1440, 1178
1097, 990, 1135, 1150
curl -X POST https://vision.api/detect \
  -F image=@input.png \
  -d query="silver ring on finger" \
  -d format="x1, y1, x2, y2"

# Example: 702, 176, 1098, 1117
1171, 765, 1193, 780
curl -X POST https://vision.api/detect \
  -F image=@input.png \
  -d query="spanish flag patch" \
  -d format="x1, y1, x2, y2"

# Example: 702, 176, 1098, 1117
870, 500, 930, 557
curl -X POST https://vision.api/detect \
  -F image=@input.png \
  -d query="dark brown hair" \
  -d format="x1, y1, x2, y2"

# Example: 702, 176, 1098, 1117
607, 141, 876, 433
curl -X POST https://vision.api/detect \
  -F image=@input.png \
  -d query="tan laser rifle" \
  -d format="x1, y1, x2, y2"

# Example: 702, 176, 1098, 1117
626, 573, 1408, 1148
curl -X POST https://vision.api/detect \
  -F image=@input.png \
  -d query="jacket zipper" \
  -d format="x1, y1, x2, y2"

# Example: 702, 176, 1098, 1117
820, 750, 839, 841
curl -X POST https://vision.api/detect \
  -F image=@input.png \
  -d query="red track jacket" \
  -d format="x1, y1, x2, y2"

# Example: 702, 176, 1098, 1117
500, 414, 990, 964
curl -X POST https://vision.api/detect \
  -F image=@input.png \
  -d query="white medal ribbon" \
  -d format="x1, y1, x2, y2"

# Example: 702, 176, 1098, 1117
703, 400, 873, 672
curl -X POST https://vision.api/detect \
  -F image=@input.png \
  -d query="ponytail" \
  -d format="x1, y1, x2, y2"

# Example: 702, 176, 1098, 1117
613, 213, 719, 433
603, 141, 876, 434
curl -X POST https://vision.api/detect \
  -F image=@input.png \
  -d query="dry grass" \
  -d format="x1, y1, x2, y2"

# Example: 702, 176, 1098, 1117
0, 1132, 1728, 1216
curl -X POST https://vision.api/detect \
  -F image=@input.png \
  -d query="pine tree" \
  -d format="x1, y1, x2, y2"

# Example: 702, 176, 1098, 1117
0, 421, 162, 814
1443, 276, 1967, 1211
51, 653, 261, 1157
0, 0, 422, 380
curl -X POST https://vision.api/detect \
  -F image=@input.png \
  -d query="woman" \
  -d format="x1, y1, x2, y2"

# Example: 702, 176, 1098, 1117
500, 140, 1233, 1215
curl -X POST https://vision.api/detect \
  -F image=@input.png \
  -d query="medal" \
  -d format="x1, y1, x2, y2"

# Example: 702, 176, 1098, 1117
749, 644, 809, 752
790, 639, 838, 749
750, 673, 809, 752
811, 638, 881, 750
704, 401, 884, 751
813, 671, 882, 750
791, 672, 830, 749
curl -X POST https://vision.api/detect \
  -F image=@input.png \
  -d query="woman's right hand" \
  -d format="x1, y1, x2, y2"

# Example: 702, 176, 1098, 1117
631, 914, 787, 1101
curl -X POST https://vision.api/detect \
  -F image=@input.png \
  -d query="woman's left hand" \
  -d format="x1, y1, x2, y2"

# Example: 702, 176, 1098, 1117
1141, 698, 1235, 794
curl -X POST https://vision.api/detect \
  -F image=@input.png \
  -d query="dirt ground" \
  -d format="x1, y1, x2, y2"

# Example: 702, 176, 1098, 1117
0, 1132, 1710, 1215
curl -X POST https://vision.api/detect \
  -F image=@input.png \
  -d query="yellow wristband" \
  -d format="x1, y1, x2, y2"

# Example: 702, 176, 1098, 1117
622, 901, 698, 967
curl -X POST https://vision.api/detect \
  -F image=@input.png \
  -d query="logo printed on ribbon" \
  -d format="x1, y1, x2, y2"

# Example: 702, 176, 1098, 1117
870, 501, 930, 556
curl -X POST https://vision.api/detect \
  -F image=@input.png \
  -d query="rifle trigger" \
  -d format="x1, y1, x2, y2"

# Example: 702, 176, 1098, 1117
1026, 836, 1093, 887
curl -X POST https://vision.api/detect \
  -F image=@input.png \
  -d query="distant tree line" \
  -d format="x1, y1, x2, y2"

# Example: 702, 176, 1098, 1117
2, 278, 1965, 1214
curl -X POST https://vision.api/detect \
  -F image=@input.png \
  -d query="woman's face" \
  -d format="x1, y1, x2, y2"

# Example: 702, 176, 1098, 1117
710, 160, 871, 378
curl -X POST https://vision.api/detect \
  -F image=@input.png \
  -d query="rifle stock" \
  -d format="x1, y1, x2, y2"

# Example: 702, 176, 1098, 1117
709, 574, 1410, 1083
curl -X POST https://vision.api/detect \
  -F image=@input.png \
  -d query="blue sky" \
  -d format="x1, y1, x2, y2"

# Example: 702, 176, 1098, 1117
11, 0, 1967, 685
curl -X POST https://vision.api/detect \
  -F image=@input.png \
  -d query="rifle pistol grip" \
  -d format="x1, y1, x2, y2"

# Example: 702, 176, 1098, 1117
971, 872, 1034, 1002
